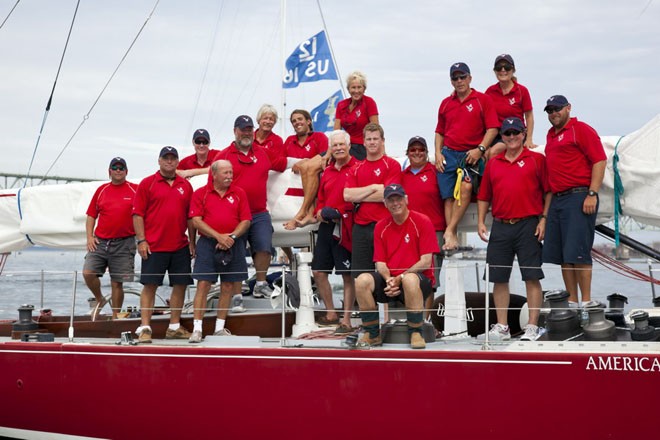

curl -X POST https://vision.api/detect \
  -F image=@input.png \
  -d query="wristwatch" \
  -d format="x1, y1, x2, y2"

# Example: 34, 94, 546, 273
136, 239, 146, 245
587, 190, 598, 197
477, 145, 487, 154
229, 234, 237, 240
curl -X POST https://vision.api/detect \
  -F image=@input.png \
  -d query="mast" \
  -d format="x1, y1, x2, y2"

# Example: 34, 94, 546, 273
279, 0, 287, 136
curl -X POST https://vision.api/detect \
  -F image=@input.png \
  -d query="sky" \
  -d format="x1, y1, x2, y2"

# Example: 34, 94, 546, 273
1, 0, 659, 181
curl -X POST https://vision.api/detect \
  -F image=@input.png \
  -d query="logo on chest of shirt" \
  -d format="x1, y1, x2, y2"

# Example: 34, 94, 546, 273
517, 160, 525, 168
305, 145, 311, 152
420, 175, 428, 183
356, 109, 362, 118
558, 134, 564, 142
404, 233, 410, 244
509, 97, 516, 106
374, 168, 382, 177
177, 187, 185, 196
227, 196, 235, 204
466, 104, 474, 112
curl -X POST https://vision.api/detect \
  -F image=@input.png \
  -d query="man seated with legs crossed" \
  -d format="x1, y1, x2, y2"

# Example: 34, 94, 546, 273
355, 184, 439, 349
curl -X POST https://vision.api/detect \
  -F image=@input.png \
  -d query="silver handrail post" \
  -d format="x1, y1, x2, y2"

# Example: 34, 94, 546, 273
648, 259, 657, 301
482, 263, 492, 350
475, 262, 481, 293
68, 270, 78, 342
40, 270, 45, 309
280, 268, 287, 346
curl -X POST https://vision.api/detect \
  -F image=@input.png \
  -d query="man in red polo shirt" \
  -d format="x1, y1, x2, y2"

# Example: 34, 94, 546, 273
83, 157, 138, 319
355, 184, 439, 349
477, 117, 551, 341
177, 129, 221, 179
542, 95, 606, 307
188, 160, 252, 343
344, 123, 401, 278
216, 115, 286, 300
435, 62, 499, 251
133, 146, 195, 343
282, 109, 329, 230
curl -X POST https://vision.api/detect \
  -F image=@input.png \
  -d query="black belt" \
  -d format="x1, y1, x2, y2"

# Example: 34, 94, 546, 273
554, 186, 588, 197
492, 216, 538, 225
96, 236, 134, 242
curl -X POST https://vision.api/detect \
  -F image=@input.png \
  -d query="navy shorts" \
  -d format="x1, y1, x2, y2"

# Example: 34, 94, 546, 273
311, 221, 352, 275
83, 236, 136, 283
486, 217, 544, 283
369, 272, 433, 304
193, 235, 248, 283
543, 191, 597, 265
139, 245, 193, 286
351, 222, 376, 278
436, 147, 484, 200
246, 211, 273, 255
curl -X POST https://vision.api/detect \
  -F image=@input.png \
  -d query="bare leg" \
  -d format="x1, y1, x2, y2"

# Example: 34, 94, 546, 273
442, 181, 473, 250
168, 284, 187, 325
284, 156, 325, 230
485, 141, 506, 160
525, 279, 543, 326
313, 271, 338, 321
253, 251, 272, 282
139, 284, 158, 327
83, 272, 104, 303
340, 273, 355, 327
492, 282, 510, 326
561, 263, 579, 303
110, 281, 124, 319
574, 264, 592, 303
401, 274, 423, 312
355, 273, 377, 311
192, 280, 212, 320
217, 282, 233, 320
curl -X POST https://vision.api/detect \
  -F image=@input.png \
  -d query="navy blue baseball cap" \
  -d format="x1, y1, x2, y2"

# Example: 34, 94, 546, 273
109, 157, 127, 168
384, 184, 406, 199
450, 62, 470, 77
234, 115, 255, 129
494, 54, 515, 67
193, 128, 210, 142
544, 95, 570, 111
159, 146, 178, 158
501, 117, 525, 133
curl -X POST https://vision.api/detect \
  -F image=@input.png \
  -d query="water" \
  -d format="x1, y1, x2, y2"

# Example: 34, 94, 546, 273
0, 247, 658, 320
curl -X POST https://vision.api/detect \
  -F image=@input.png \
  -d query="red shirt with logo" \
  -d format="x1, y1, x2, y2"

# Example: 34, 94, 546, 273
374, 210, 440, 285
132, 172, 193, 252
254, 130, 287, 171
346, 155, 402, 225
485, 81, 533, 123
544, 117, 606, 193
316, 157, 358, 251
402, 162, 447, 231
177, 149, 222, 170
335, 95, 379, 145
215, 143, 286, 214
189, 184, 251, 236
283, 131, 329, 159
435, 89, 500, 151
86, 181, 138, 239
478, 148, 549, 219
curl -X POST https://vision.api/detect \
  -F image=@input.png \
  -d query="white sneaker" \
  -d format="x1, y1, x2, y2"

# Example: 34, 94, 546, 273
253, 283, 274, 299
188, 330, 203, 343
231, 295, 247, 313
213, 328, 232, 336
520, 324, 540, 341
477, 323, 511, 341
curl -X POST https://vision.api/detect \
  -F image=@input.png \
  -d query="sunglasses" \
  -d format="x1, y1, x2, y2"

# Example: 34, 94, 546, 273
407, 147, 426, 153
110, 165, 126, 171
545, 106, 566, 114
494, 64, 513, 72
194, 139, 209, 145
502, 130, 521, 137
451, 74, 469, 82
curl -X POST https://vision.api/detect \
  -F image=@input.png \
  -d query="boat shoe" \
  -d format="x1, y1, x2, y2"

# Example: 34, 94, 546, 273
138, 328, 152, 344
165, 326, 193, 339
334, 323, 356, 335
357, 333, 382, 347
410, 332, 426, 349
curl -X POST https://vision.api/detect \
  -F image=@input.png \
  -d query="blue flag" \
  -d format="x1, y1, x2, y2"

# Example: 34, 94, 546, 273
282, 30, 338, 89
310, 90, 343, 133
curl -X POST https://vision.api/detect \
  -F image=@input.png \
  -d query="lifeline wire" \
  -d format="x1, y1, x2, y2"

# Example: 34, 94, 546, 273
0, 0, 20, 30
39, 0, 161, 183
24, 0, 81, 187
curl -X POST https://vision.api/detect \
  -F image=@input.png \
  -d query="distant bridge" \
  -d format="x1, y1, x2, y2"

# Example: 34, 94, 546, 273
0, 173, 95, 189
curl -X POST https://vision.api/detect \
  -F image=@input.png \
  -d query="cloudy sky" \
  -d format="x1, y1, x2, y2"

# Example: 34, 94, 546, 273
1, 0, 658, 180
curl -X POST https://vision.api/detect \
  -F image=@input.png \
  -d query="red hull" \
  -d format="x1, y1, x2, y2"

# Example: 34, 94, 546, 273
1, 340, 658, 440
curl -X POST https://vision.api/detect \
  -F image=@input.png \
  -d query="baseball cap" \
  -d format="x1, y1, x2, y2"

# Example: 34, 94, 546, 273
450, 62, 470, 77
193, 128, 210, 143
494, 54, 515, 67
159, 146, 179, 158
384, 183, 406, 199
234, 115, 255, 129
109, 157, 127, 168
544, 95, 570, 111
500, 117, 525, 133
407, 136, 428, 150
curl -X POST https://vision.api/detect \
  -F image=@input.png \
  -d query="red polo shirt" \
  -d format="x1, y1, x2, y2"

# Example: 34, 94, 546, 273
544, 117, 606, 193
478, 148, 549, 219
86, 180, 138, 239
374, 210, 439, 285
177, 149, 222, 170
335, 95, 379, 145
189, 184, 251, 236
316, 157, 358, 252
346, 155, 402, 225
283, 131, 329, 159
215, 143, 286, 214
254, 131, 287, 171
402, 162, 447, 231
485, 81, 533, 123
132, 172, 193, 252
435, 89, 499, 151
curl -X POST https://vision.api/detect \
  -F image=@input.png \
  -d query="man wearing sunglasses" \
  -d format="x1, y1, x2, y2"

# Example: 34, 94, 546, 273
476, 117, 551, 341
176, 128, 221, 179
83, 157, 138, 319
435, 62, 499, 252
542, 95, 606, 308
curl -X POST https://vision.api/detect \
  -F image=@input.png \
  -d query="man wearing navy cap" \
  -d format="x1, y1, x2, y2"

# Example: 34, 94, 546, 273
354, 183, 439, 349
542, 96, 606, 307
177, 128, 222, 179
83, 157, 138, 319
133, 146, 195, 343
435, 62, 500, 251
477, 117, 551, 341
